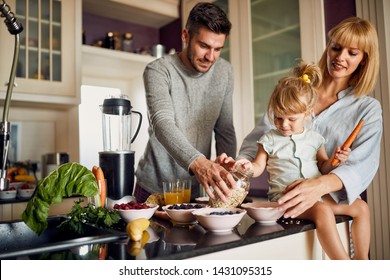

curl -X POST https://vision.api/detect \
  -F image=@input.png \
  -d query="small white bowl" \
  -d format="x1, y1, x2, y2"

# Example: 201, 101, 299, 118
162, 203, 206, 225
241, 201, 285, 224
0, 189, 17, 199
192, 207, 246, 233
17, 187, 35, 198
116, 204, 158, 222
195, 196, 209, 204
106, 195, 136, 210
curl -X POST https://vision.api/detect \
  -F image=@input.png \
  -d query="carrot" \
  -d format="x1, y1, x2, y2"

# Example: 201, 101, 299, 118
92, 165, 107, 208
98, 244, 107, 260
331, 118, 364, 166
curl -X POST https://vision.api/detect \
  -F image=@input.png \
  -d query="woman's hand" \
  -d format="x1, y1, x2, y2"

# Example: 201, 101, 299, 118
277, 174, 344, 218
190, 156, 236, 201
277, 178, 325, 218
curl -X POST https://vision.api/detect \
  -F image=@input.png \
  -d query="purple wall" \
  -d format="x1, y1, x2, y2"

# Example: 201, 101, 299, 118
324, 0, 356, 36
83, 12, 158, 52
82, 12, 182, 54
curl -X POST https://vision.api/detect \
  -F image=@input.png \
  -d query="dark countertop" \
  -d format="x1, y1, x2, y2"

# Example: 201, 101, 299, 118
1, 213, 351, 260
0, 196, 31, 204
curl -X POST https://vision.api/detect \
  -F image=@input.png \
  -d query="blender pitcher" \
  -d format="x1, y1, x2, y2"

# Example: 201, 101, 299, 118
99, 96, 142, 200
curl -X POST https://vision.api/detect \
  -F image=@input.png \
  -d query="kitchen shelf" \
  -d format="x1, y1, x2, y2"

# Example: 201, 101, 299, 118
81, 44, 156, 85
82, 0, 179, 28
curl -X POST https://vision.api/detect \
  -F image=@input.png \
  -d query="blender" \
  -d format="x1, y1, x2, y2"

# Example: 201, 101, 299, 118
99, 96, 142, 204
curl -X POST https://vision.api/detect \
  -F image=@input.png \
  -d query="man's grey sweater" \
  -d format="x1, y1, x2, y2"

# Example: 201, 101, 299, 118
135, 53, 237, 197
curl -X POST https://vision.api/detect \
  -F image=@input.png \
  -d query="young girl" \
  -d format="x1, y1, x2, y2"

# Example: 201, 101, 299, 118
221, 61, 370, 260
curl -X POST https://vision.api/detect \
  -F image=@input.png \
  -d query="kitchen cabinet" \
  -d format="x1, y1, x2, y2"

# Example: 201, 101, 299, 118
0, 0, 81, 105
82, 0, 179, 29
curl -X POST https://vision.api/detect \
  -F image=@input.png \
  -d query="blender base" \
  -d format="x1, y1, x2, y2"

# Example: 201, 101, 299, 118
99, 151, 135, 200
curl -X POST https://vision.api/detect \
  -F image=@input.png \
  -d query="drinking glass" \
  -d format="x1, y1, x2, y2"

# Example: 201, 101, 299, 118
163, 181, 184, 205
179, 179, 192, 203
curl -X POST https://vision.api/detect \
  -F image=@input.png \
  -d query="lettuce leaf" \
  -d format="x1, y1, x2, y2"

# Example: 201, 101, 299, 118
22, 162, 99, 235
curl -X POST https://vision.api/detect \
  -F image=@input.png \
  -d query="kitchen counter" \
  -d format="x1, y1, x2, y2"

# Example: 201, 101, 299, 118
0, 213, 351, 260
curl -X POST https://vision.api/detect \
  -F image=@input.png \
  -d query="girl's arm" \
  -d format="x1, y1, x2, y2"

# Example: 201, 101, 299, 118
318, 145, 351, 174
250, 144, 268, 177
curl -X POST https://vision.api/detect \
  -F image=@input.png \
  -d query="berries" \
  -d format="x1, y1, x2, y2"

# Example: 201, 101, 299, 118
209, 210, 241, 216
21, 183, 32, 189
167, 203, 203, 210
114, 201, 151, 210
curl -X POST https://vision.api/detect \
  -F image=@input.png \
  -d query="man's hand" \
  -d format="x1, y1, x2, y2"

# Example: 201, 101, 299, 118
189, 157, 236, 201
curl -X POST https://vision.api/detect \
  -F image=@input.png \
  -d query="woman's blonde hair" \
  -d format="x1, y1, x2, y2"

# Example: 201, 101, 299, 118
318, 17, 379, 97
267, 61, 322, 120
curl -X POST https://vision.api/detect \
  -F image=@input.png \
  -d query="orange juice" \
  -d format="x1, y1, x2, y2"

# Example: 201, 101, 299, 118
183, 188, 191, 203
164, 191, 184, 205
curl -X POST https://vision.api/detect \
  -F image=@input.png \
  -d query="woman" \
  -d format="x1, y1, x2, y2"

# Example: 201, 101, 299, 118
220, 17, 382, 259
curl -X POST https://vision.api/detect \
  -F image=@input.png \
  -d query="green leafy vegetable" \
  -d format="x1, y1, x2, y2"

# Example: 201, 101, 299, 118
58, 199, 121, 234
22, 162, 99, 235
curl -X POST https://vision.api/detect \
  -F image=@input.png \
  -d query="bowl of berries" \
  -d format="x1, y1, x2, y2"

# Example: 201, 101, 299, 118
192, 207, 247, 233
17, 183, 36, 199
162, 203, 206, 225
113, 201, 158, 222
0, 186, 17, 200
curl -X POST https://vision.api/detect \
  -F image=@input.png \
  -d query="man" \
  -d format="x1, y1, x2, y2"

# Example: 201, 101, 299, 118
134, 2, 237, 202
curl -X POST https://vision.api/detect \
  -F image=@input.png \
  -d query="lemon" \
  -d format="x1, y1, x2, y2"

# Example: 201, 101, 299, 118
127, 230, 150, 256
126, 218, 150, 241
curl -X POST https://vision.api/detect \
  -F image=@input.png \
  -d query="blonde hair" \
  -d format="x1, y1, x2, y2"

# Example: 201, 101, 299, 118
267, 61, 322, 120
318, 17, 379, 97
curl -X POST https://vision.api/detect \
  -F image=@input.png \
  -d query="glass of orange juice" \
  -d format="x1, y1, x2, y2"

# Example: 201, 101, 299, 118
179, 179, 192, 203
163, 181, 184, 205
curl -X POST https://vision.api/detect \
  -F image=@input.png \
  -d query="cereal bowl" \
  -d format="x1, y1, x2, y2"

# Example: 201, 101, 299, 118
162, 203, 206, 225
114, 202, 158, 223
17, 187, 35, 198
192, 207, 246, 233
0, 189, 17, 200
240, 201, 285, 224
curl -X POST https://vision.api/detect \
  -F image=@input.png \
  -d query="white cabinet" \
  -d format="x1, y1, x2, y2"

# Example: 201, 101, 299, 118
0, 0, 81, 105
82, 0, 179, 28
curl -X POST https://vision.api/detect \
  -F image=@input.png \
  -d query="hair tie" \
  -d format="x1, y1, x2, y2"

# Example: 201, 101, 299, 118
301, 74, 311, 84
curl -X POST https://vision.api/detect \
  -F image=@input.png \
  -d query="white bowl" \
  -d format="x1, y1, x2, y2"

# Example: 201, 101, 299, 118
106, 195, 136, 210
192, 207, 246, 233
0, 189, 17, 199
162, 203, 206, 225
17, 187, 35, 198
116, 204, 158, 222
241, 201, 285, 224
195, 196, 209, 204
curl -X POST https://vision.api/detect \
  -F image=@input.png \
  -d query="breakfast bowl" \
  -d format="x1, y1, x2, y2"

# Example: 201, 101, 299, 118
162, 203, 206, 225
17, 187, 35, 199
17, 183, 36, 199
114, 201, 158, 223
0, 189, 17, 200
240, 201, 285, 224
192, 207, 246, 233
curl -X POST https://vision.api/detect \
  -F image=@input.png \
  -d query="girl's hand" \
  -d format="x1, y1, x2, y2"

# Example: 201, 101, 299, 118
215, 153, 236, 171
235, 159, 254, 174
332, 147, 351, 165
